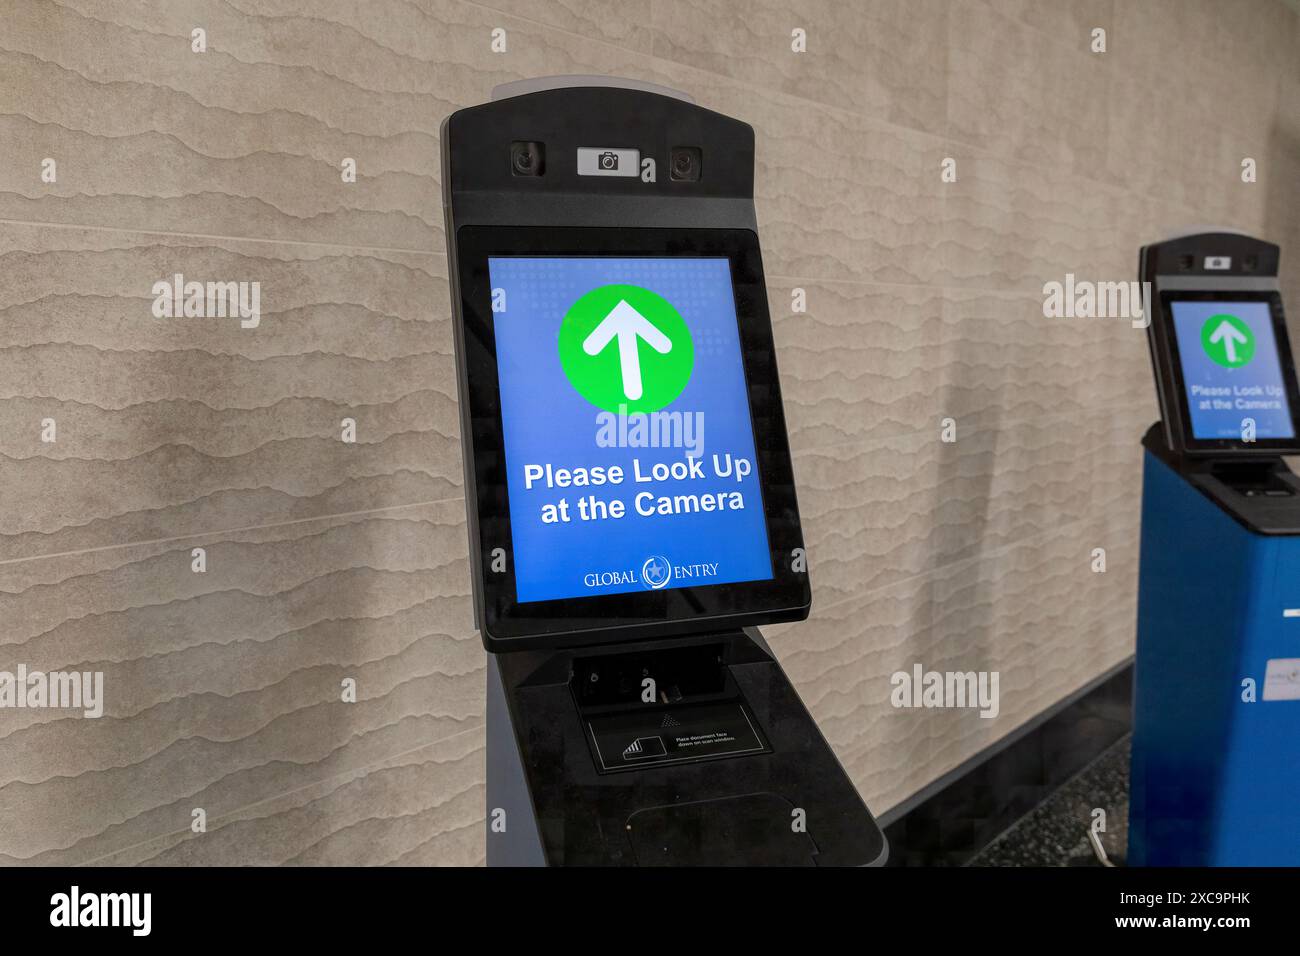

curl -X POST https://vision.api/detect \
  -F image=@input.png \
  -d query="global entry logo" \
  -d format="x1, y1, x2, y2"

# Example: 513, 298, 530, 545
641, 555, 673, 590
581, 555, 720, 591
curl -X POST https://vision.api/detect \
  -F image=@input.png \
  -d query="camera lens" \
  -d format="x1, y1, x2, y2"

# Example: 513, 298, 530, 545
510, 141, 544, 176
670, 146, 701, 182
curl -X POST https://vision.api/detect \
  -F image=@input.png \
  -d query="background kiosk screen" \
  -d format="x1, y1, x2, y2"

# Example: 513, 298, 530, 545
488, 256, 774, 604
1170, 300, 1296, 441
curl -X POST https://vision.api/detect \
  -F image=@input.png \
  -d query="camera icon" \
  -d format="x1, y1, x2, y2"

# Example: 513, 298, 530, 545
598, 150, 620, 171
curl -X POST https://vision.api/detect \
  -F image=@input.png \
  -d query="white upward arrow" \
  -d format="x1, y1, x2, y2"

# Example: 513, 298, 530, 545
1209, 320, 1249, 364
582, 300, 673, 400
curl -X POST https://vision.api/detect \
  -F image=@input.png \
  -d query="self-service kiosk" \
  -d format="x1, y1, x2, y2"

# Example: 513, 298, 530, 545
1130, 231, 1300, 866
441, 78, 885, 865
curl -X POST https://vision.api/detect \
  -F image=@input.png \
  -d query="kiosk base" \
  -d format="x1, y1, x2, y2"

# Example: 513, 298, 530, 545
485, 629, 887, 866
1129, 427, 1300, 865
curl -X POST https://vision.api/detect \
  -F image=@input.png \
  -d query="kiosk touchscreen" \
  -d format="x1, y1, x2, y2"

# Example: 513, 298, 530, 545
491, 254, 774, 607
442, 78, 885, 866
1131, 232, 1300, 865
455, 226, 808, 645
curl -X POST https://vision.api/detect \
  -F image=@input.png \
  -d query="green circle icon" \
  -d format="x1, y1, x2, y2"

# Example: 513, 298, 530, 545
1201, 313, 1255, 368
557, 284, 694, 413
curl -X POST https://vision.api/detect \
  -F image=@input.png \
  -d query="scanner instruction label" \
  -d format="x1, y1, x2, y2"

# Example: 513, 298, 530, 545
587, 701, 768, 772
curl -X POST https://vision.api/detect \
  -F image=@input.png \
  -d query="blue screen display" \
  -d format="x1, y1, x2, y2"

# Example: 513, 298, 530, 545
488, 256, 774, 604
1172, 300, 1295, 440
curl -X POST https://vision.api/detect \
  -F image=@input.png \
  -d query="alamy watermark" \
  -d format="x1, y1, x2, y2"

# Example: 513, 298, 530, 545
1043, 274, 1151, 329
50, 886, 150, 936
595, 404, 705, 458
891, 663, 1000, 719
151, 272, 261, 328
0, 665, 104, 718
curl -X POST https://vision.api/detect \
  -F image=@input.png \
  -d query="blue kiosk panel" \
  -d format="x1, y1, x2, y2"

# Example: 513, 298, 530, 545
1131, 451, 1300, 865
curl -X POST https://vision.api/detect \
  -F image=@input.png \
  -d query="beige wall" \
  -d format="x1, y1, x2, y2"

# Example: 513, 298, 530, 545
2, 0, 1298, 865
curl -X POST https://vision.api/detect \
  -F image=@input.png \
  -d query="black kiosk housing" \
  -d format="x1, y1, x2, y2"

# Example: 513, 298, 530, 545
1139, 231, 1300, 521
442, 78, 885, 866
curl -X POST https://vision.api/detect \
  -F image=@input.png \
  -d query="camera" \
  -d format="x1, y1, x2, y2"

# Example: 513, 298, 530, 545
598, 150, 620, 171
510, 141, 545, 176
670, 146, 702, 182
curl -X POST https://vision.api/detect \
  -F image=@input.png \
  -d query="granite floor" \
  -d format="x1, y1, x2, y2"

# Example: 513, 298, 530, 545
970, 736, 1130, 867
